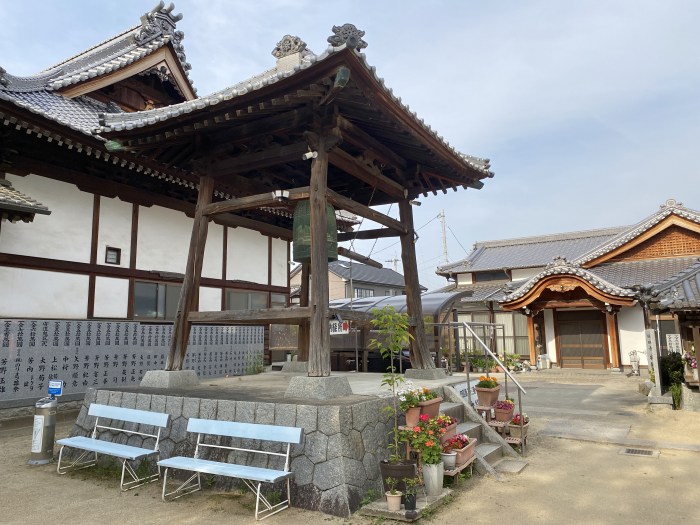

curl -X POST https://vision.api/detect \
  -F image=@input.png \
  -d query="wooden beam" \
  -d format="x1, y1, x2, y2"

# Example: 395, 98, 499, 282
214, 213, 292, 240
203, 186, 310, 216
328, 148, 405, 199
208, 142, 310, 177
298, 262, 310, 362
527, 315, 537, 364
326, 188, 407, 233
337, 115, 407, 169
337, 228, 400, 242
309, 136, 331, 377
337, 247, 383, 268
606, 312, 621, 369
398, 198, 433, 369
167, 174, 214, 370
189, 307, 312, 325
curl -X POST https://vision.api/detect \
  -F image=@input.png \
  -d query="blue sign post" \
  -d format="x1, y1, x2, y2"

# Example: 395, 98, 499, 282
47, 380, 64, 398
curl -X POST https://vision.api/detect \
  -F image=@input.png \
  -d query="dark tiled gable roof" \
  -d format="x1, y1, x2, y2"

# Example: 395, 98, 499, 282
590, 257, 700, 288
0, 179, 50, 222
650, 259, 700, 310
0, 3, 192, 135
437, 226, 626, 275
329, 260, 427, 290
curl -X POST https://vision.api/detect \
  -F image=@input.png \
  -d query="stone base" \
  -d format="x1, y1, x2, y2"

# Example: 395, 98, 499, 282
638, 381, 654, 395
405, 368, 447, 380
284, 375, 353, 400
140, 370, 199, 389
281, 361, 309, 373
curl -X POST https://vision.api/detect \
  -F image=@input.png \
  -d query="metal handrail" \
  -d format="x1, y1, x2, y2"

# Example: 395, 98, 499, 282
450, 321, 528, 456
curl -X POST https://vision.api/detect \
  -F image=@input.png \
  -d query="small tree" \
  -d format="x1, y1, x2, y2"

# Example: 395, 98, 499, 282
370, 306, 413, 462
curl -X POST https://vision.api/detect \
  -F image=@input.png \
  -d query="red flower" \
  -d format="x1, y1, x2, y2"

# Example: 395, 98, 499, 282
413, 426, 420, 432
419, 414, 429, 422
425, 440, 434, 447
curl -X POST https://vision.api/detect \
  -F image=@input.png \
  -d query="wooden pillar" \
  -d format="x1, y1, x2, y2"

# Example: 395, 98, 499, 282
167, 174, 214, 370
527, 315, 537, 364
692, 326, 700, 357
398, 199, 433, 369
308, 137, 330, 376
297, 262, 310, 362
606, 311, 621, 369
361, 326, 369, 372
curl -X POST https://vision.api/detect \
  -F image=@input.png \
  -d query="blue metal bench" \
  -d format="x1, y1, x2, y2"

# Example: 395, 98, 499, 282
158, 418, 303, 520
56, 403, 170, 491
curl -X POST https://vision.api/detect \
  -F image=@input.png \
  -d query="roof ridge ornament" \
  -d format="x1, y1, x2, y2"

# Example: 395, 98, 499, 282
661, 198, 682, 209
134, 2, 190, 72
545, 256, 580, 270
272, 35, 307, 59
0, 66, 7, 87
327, 24, 368, 51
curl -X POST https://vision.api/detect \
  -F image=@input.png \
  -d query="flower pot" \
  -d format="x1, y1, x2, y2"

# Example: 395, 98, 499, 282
422, 462, 444, 497
380, 461, 418, 495
405, 406, 421, 426
286, 354, 292, 362
386, 491, 402, 511
454, 439, 476, 465
694, 368, 699, 382
475, 386, 501, 407
439, 422, 458, 444
441, 451, 457, 469
404, 493, 417, 511
509, 422, 529, 439
418, 397, 443, 419
494, 407, 514, 422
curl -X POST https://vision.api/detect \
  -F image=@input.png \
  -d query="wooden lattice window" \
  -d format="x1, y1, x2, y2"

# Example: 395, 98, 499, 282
609, 226, 700, 262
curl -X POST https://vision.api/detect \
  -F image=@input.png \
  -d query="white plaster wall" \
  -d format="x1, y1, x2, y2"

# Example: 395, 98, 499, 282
202, 224, 223, 279
97, 197, 132, 268
544, 309, 557, 363
270, 237, 288, 287
136, 206, 191, 273
457, 273, 473, 285
93, 277, 129, 318
0, 267, 88, 318
511, 267, 544, 282
617, 306, 648, 366
199, 287, 222, 311
1, 174, 92, 262
227, 227, 268, 283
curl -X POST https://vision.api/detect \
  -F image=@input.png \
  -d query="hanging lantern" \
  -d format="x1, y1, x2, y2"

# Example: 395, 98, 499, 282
292, 200, 338, 263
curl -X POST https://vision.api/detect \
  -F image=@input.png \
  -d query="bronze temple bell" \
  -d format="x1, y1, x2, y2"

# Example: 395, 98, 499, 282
292, 200, 338, 263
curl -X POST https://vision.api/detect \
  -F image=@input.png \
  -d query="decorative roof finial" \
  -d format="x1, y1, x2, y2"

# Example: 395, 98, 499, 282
662, 198, 681, 209
272, 35, 307, 59
0, 66, 7, 87
327, 24, 367, 51
134, 2, 189, 71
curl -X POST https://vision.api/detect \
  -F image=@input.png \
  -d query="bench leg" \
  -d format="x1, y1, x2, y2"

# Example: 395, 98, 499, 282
242, 479, 290, 521
119, 455, 161, 492
56, 446, 97, 475
161, 468, 202, 501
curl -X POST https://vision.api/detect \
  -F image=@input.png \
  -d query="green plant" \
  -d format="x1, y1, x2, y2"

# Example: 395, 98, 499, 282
659, 353, 684, 389
361, 488, 378, 507
397, 386, 438, 412
401, 415, 443, 465
370, 306, 413, 463
385, 477, 399, 495
402, 476, 420, 495
266, 490, 282, 505
669, 383, 683, 409
476, 375, 498, 388
245, 352, 265, 375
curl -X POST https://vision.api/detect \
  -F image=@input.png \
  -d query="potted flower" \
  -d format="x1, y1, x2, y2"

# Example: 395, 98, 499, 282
509, 412, 530, 439
440, 439, 458, 469
402, 476, 420, 511
475, 375, 500, 407
494, 398, 515, 422
434, 414, 458, 443
384, 477, 403, 511
398, 385, 441, 425
401, 416, 444, 497
370, 306, 417, 494
683, 350, 698, 381
444, 433, 477, 465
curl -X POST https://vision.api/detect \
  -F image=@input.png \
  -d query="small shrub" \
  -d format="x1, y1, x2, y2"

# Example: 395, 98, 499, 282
669, 383, 683, 409
659, 353, 684, 389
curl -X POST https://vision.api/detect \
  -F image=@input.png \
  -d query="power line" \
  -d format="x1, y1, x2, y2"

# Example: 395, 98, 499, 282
447, 225, 470, 256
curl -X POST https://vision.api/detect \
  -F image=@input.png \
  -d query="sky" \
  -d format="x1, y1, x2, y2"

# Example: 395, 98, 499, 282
1, 0, 699, 290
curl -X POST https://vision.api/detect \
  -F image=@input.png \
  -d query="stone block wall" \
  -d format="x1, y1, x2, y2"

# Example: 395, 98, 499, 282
70, 388, 394, 517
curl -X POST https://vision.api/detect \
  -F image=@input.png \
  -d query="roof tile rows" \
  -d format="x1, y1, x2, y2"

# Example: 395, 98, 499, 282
0, 179, 50, 222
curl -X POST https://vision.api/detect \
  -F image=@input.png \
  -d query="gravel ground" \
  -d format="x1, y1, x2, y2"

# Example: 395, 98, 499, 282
3, 378, 699, 525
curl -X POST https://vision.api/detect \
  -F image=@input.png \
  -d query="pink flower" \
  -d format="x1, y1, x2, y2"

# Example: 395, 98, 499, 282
419, 414, 429, 422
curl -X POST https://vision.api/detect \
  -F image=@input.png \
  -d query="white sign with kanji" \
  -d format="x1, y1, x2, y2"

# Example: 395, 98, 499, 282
329, 320, 350, 335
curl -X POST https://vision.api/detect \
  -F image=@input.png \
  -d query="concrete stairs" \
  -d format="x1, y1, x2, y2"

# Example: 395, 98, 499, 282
440, 389, 528, 479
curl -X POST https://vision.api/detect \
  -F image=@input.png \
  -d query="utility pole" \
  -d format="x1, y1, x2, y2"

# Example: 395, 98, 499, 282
439, 210, 448, 264
385, 256, 399, 272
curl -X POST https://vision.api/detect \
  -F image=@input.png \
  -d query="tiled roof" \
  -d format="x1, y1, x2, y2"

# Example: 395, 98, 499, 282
501, 257, 636, 303
437, 226, 626, 275
650, 260, 700, 310
329, 260, 428, 290
428, 282, 506, 303
575, 199, 700, 265
0, 179, 51, 222
589, 257, 700, 288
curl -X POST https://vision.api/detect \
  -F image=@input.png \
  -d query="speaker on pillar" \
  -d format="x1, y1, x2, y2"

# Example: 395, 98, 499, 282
292, 200, 338, 263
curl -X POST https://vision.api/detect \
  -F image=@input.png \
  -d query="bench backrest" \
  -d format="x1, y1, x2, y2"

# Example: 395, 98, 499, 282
88, 403, 170, 428
187, 418, 303, 444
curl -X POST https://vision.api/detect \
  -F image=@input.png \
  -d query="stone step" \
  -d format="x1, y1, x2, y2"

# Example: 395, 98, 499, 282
476, 442, 502, 465
439, 401, 464, 422
456, 421, 481, 442
492, 458, 529, 475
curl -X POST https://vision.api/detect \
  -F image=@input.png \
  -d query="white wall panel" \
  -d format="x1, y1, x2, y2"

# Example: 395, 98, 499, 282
136, 206, 191, 273
618, 306, 648, 366
511, 267, 543, 281
270, 237, 288, 286
97, 197, 132, 268
93, 277, 129, 318
0, 267, 88, 318
202, 223, 223, 279
544, 309, 556, 362
227, 227, 268, 283
1, 174, 92, 262
199, 287, 222, 311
